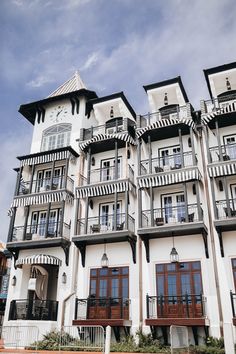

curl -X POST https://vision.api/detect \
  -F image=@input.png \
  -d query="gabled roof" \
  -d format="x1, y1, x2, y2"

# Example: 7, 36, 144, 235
48, 71, 86, 97
203, 61, 236, 99
143, 76, 189, 103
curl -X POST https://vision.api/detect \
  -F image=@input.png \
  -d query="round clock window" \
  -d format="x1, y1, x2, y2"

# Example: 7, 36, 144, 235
50, 105, 68, 122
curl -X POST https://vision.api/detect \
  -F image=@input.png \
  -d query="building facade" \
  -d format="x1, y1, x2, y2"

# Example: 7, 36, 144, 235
4, 63, 236, 346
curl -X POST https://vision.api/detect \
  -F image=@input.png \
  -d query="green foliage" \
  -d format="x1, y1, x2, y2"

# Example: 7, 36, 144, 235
205, 336, 224, 348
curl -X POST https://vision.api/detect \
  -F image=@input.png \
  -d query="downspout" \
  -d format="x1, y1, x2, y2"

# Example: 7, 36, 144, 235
199, 123, 224, 337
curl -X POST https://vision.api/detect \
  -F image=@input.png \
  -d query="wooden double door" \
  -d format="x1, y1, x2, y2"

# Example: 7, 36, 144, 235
88, 267, 129, 320
156, 261, 203, 318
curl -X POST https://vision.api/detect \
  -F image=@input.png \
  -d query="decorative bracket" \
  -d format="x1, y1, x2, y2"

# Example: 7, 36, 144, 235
61, 242, 70, 266
202, 231, 209, 258
128, 237, 136, 264
143, 238, 150, 263
217, 231, 224, 257
77, 243, 86, 267
9, 249, 19, 269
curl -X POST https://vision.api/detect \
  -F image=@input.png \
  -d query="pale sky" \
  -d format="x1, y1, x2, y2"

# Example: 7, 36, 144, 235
0, 0, 236, 241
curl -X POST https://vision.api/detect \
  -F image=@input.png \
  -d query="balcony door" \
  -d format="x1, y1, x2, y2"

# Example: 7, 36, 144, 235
30, 209, 61, 237
162, 193, 185, 223
35, 167, 64, 192
156, 262, 203, 318
159, 146, 181, 170
100, 202, 121, 231
224, 135, 236, 160
88, 267, 129, 320
101, 158, 121, 182
232, 259, 236, 290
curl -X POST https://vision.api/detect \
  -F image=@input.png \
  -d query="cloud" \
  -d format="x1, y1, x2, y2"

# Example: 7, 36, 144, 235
26, 75, 54, 88
80, 51, 100, 71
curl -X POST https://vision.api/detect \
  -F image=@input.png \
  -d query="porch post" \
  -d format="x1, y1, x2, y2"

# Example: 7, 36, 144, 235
195, 181, 202, 221
183, 182, 189, 221
74, 198, 79, 235
204, 126, 212, 163
114, 140, 118, 230
7, 207, 17, 242
178, 128, 184, 167
215, 119, 223, 160
84, 197, 89, 234
190, 129, 197, 166
45, 202, 51, 237
138, 189, 142, 228
59, 201, 65, 237
150, 186, 154, 227
125, 189, 129, 230
14, 167, 23, 196
87, 147, 92, 184
63, 157, 70, 189
137, 139, 141, 176
29, 165, 35, 193
223, 176, 231, 217
148, 135, 152, 174
23, 206, 30, 240
50, 160, 55, 190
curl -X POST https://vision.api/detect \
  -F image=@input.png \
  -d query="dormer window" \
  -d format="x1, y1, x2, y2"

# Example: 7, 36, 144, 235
41, 124, 71, 152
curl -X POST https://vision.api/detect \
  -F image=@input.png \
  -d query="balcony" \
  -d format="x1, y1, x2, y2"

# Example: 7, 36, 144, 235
77, 213, 135, 236
146, 294, 206, 326
138, 104, 191, 128
73, 297, 131, 327
209, 144, 236, 163
214, 199, 236, 233
140, 152, 194, 176
230, 291, 236, 325
79, 118, 135, 153
12, 221, 70, 242
7, 221, 71, 265
73, 213, 137, 266
80, 165, 134, 185
17, 175, 74, 196
9, 299, 58, 321
202, 93, 236, 115
138, 204, 208, 261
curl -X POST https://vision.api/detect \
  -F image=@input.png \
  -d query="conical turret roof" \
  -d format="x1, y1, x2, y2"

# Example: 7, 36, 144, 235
48, 71, 86, 97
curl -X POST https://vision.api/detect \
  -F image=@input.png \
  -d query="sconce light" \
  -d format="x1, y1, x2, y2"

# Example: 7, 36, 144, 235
62, 272, 67, 284
12, 275, 17, 286
89, 199, 94, 209
188, 137, 192, 148
192, 183, 196, 195
170, 234, 179, 263
101, 244, 109, 268
91, 157, 95, 166
226, 77, 231, 91
164, 93, 168, 106
110, 106, 114, 118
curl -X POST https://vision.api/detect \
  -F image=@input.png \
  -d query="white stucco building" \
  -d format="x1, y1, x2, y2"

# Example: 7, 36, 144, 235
4, 62, 236, 346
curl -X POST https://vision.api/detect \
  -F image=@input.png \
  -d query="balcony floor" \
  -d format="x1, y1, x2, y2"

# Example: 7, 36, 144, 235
214, 218, 236, 232
73, 230, 136, 245
138, 221, 207, 238
73, 319, 132, 327
146, 318, 207, 326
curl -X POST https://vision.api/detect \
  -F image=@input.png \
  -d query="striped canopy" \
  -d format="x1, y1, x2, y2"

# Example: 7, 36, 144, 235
76, 180, 135, 198
208, 161, 236, 178
79, 133, 136, 152
138, 167, 201, 189
202, 102, 236, 125
12, 191, 74, 207
136, 118, 195, 139
16, 254, 62, 268
19, 150, 72, 167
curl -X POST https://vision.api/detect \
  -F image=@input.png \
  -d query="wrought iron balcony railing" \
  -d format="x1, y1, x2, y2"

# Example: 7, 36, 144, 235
77, 213, 135, 235
137, 104, 191, 128
80, 165, 134, 185
216, 199, 236, 219
202, 93, 236, 114
209, 144, 236, 163
141, 204, 203, 228
80, 117, 134, 141
146, 294, 206, 319
75, 297, 131, 320
11, 221, 70, 242
140, 152, 194, 175
17, 176, 74, 196
9, 299, 58, 321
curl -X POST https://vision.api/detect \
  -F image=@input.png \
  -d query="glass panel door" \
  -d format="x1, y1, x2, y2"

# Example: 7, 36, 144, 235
164, 196, 173, 223
101, 160, 111, 181
47, 210, 57, 237
38, 212, 47, 237
224, 135, 236, 159
44, 170, 51, 190
176, 194, 185, 222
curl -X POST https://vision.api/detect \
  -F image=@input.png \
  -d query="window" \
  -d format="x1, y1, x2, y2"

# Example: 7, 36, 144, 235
162, 193, 185, 223
41, 124, 71, 152
223, 135, 236, 160
99, 202, 121, 231
100, 158, 121, 181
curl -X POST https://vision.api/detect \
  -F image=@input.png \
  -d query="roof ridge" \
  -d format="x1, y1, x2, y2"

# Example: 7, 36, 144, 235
48, 71, 86, 98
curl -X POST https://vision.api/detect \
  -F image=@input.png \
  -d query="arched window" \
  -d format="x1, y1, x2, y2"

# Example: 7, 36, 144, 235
41, 124, 71, 152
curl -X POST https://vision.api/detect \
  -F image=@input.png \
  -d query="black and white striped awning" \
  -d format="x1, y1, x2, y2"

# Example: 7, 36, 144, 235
76, 180, 135, 198
136, 118, 195, 139
19, 150, 72, 167
79, 133, 136, 152
138, 168, 201, 188
202, 102, 236, 125
16, 254, 62, 268
208, 162, 236, 177
12, 191, 74, 207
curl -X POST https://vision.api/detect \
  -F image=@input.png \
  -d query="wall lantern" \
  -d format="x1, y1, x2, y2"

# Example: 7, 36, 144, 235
62, 272, 67, 284
226, 77, 231, 91
164, 93, 168, 106
110, 106, 114, 118
12, 275, 17, 286
101, 244, 109, 268
91, 157, 95, 166
170, 234, 179, 263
